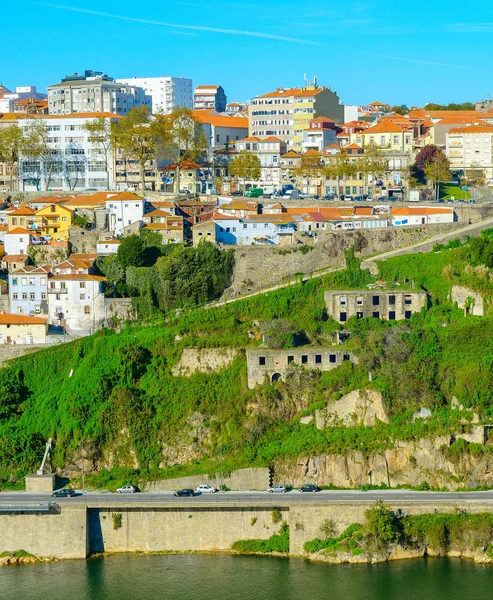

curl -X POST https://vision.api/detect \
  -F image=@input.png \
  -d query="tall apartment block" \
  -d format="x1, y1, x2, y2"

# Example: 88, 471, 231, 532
249, 85, 344, 150
47, 70, 151, 116
194, 85, 227, 112
116, 76, 193, 114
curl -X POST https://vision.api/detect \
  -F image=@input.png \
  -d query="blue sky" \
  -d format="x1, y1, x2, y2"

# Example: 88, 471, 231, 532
3, 0, 492, 107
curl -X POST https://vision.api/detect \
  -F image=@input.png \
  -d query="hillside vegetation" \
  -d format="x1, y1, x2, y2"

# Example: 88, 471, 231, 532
1, 233, 493, 489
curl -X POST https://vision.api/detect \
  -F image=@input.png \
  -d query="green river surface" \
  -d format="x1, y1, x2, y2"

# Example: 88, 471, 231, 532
1, 554, 492, 600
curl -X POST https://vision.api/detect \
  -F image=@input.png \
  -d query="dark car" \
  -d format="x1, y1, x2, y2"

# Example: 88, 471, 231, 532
299, 484, 321, 493
52, 488, 76, 498
174, 488, 195, 497
231, 190, 244, 196
353, 195, 364, 202
311, 194, 320, 200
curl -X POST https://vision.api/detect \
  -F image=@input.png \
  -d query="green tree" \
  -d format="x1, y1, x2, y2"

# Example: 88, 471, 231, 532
158, 106, 208, 193
0, 369, 26, 421
361, 145, 389, 193
424, 152, 451, 201
465, 161, 485, 188
324, 150, 357, 193
21, 120, 62, 191
116, 234, 148, 269
295, 153, 324, 192
228, 150, 261, 191
0, 124, 24, 191
83, 117, 114, 190
391, 105, 409, 115
363, 500, 398, 551
115, 106, 155, 191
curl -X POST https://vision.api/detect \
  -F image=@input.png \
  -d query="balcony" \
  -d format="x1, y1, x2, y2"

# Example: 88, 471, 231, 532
276, 225, 296, 235
48, 288, 68, 294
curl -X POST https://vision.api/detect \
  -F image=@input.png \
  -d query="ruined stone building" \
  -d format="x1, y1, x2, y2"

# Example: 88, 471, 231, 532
246, 348, 356, 389
324, 290, 427, 324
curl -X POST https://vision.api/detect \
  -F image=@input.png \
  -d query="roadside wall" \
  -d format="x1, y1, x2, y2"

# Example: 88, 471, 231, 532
144, 468, 270, 492
88, 505, 280, 554
228, 224, 462, 296
0, 505, 87, 559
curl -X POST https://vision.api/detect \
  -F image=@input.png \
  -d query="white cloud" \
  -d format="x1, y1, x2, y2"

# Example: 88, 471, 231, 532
373, 53, 467, 69
37, 3, 327, 46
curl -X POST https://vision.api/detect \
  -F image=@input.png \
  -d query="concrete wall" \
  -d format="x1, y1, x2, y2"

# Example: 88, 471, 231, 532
451, 285, 485, 316
0, 505, 87, 559
172, 348, 242, 377
25, 474, 55, 492
88, 504, 281, 554
3, 499, 493, 559
228, 224, 462, 297
144, 468, 270, 492
104, 298, 136, 325
0, 343, 49, 367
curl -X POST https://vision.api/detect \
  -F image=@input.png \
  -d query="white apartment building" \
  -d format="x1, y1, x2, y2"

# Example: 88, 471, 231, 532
0, 86, 47, 113
194, 85, 227, 112
47, 70, 151, 116
116, 76, 193, 114
4, 228, 31, 255
48, 273, 106, 334
18, 114, 121, 192
9, 266, 50, 316
446, 125, 493, 179
235, 136, 287, 193
105, 192, 145, 235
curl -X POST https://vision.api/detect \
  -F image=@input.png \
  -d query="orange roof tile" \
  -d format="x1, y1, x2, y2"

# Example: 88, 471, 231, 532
281, 151, 301, 158
0, 313, 47, 325
106, 192, 143, 201
9, 205, 36, 216
192, 110, 248, 129
1, 254, 29, 263
391, 207, 453, 216
363, 121, 404, 134
49, 274, 106, 282
7, 227, 31, 235
449, 126, 493, 134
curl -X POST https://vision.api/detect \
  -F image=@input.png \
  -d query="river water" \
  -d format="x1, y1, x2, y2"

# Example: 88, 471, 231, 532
1, 554, 492, 600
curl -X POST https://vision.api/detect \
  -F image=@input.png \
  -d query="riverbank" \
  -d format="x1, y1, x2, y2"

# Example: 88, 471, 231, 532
306, 546, 493, 565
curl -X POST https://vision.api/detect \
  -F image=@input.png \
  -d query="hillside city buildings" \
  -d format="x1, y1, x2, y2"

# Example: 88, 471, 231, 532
47, 70, 151, 116
116, 76, 193, 114
194, 85, 227, 112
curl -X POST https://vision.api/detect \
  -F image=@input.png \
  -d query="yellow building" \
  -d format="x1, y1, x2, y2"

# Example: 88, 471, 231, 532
0, 313, 47, 344
358, 121, 413, 153
35, 203, 73, 241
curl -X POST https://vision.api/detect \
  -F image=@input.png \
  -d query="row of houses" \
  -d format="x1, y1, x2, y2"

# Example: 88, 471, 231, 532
192, 203, 456, 246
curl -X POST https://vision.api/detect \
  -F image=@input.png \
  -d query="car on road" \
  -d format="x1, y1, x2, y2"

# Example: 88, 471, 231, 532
178, 189, 191, 195
116, 485, 138, 494
299, 484, 321, 493
324, 193, 336, 200
174, 488, 196, 497
231, 190, 244, 196
353, 195, 365, 202
196, 484, 218, 494
52, 488, 76, 498
268, 484, 287, 493
342, 195, 353, 201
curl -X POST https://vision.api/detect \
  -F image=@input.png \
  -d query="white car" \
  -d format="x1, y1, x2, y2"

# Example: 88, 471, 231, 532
116, 485, 137, 494
196, 484, 218, 494
268, 484, 287, 493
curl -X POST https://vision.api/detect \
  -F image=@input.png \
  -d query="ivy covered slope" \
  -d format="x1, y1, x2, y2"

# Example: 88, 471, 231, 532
1, 232, 493, 488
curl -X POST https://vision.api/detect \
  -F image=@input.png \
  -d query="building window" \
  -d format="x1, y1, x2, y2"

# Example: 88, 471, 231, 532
329, 354, 337, 363
388, 295, 396, 305
84, 305, 91, 314
80, 282, 86, 289
372, 311, 380, 319
339, 295, 347, 306
288, 355, 294, 364
12, 293, 18, 300
41, 293, 47, 300
405, 311, 412, 319
301, 355, 308, 364
340, 312, 347, 322
22, 293, 28, 300
80, 294, 86, 300
259, 356, 266, 366
404, 295, 412, 305
372, 295, 380, 306
389, 311, 396, 320
356, 296, 363, 305
357, 312, 364, 319
343, 354, 350, 362
315, 354, 322, 364
30, 293, 35, 300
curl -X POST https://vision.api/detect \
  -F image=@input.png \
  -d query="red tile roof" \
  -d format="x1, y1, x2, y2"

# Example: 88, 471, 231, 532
0, 313, 47, 325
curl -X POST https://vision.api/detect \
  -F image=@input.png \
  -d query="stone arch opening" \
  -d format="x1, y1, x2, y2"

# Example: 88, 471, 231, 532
271, 373, 282, 383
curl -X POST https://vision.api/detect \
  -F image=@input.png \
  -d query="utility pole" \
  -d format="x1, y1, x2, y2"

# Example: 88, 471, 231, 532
220, 443, 223, 492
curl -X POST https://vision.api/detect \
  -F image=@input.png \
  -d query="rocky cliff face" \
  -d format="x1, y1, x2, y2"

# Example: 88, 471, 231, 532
274, 436, 493, 490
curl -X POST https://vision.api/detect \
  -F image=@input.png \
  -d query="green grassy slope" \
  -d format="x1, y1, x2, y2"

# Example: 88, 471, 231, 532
1, 239, 493, 489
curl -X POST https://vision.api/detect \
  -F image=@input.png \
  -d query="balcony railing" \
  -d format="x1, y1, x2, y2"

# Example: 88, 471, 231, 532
48, 288, 68, 294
